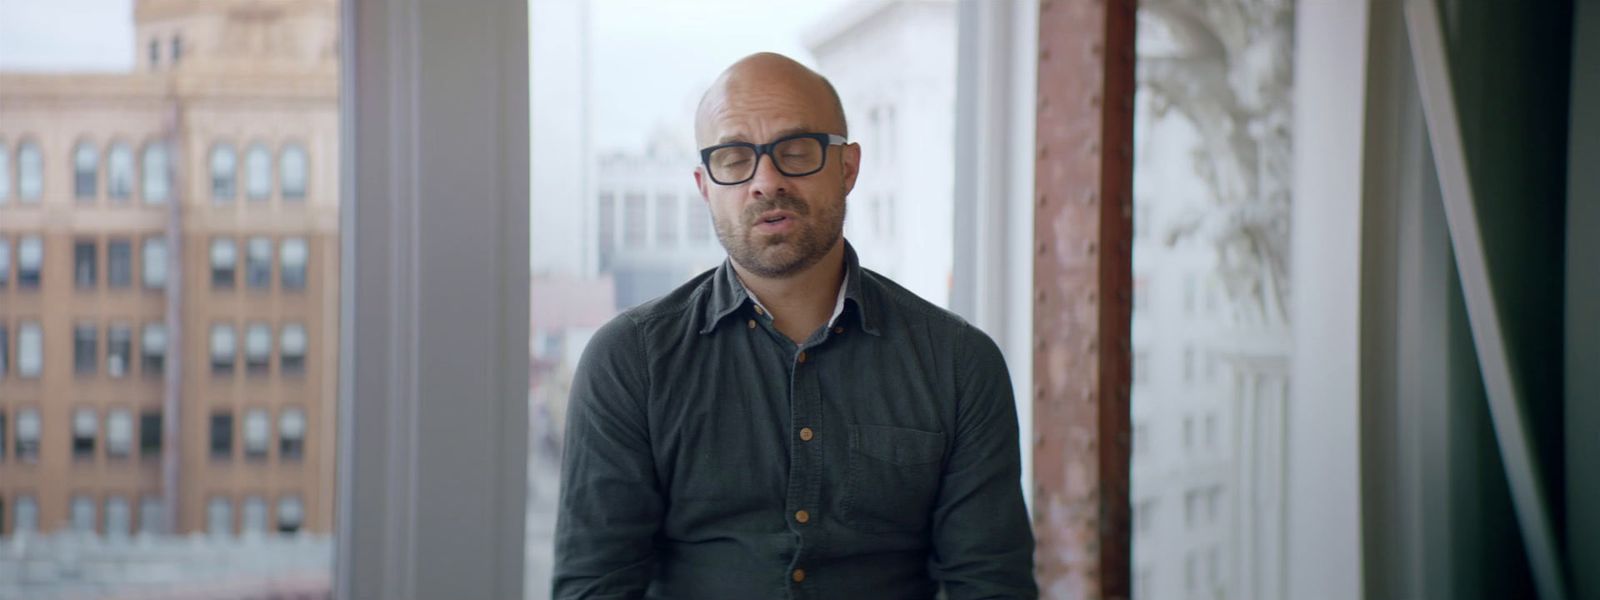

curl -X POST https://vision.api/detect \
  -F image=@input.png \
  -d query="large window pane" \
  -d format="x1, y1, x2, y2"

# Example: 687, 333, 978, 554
1129, 3, 1297, 599
527, 2, 958, 596
0, 0, 430, 594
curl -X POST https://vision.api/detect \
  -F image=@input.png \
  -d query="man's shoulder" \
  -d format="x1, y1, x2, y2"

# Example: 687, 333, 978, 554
859, 266, 981, 338
598, 266, 719, 334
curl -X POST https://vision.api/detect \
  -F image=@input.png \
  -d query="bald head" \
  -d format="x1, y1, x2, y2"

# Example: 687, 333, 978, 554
695, 52, 849, 148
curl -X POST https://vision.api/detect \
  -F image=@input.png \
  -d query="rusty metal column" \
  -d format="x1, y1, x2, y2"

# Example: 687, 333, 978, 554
1032, 0, 1136, 597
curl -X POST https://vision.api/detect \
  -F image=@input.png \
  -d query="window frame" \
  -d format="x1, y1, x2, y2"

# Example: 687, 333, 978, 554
17, 139, 42, 202
107, 141, 134, 201
337, 0, 529, 595
281, 142, 310, 200
211, 142, 238, 202
211, 237, 238, 289
73, 139, 99, 201
141, 141, 171, 204
245, 142, 273, 201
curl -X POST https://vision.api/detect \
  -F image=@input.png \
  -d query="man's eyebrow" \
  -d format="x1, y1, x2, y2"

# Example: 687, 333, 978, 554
715, 126, 815, 146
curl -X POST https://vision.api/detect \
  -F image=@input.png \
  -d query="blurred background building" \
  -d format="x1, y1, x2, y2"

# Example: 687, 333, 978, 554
0, 0, 339, 595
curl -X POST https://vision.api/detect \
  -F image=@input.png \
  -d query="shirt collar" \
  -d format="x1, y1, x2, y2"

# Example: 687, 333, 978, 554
699, 240, 880, 336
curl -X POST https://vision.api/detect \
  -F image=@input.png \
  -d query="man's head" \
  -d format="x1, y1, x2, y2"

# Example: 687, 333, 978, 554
694, 52, 860, 279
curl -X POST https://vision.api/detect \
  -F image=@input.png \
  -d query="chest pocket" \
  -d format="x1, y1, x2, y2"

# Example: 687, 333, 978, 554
842, 424, 946, 533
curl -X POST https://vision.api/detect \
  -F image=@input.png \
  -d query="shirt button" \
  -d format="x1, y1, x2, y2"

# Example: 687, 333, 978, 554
792, 568, 806, 583
747, 319, 756, 329
797, 351, 808, 364
754, 305, 765, 316
833, 326, 844, 334
795, 509, 810, 524
799, 427, 814, 442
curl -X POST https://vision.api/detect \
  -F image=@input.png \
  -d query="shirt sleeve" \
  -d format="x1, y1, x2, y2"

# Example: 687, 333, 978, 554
928, 324, 1038, 599
552, 315, 662, 599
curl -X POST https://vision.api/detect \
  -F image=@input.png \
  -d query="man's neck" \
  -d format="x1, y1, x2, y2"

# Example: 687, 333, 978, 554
734, 242, 846, 345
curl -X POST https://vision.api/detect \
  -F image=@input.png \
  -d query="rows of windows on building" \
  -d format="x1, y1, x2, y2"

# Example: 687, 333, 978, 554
0, 235, 311, 293
0, 139, 310, 204
0, 317, 311, 381
0, 492, 309, 539
595, 190, 717, 252
0, 402, 310, 537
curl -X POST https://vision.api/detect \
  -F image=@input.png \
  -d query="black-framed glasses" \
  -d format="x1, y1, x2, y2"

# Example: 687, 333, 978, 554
699, 132, 848, 185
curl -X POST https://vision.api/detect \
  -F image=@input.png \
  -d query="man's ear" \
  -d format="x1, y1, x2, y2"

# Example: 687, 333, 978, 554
840, 143, 862, 196
694, 166, 710, 201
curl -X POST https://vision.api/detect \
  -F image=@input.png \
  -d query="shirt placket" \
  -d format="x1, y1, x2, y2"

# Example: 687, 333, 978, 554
783, 335, 827, 598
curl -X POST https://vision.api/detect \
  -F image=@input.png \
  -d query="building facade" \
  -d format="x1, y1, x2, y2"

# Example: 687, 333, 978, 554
805, 0, 958, 309
0, 0, 339, 539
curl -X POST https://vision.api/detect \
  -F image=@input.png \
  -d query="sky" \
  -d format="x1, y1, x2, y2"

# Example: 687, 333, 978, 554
583, 0, 853, 152
0, 0, 852, 154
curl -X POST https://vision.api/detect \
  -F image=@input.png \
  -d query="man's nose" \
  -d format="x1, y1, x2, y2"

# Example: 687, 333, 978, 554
746, 153, 789, 198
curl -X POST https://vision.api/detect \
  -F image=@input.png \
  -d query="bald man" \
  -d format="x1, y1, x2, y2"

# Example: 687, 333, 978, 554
553, 53, 1036, 600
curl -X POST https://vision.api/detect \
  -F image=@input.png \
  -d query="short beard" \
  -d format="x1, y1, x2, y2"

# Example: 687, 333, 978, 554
714, 188, 846, 279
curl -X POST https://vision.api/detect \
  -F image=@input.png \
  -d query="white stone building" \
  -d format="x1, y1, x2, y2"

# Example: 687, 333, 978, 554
804, 0, 958, 308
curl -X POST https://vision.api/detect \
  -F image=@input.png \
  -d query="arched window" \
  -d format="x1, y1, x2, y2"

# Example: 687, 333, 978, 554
107, 142, 134, 200
280, 143, 308, 200
18, 140, 43, 202
210, 143, 237, 201
74, 141, 99, 200
245, 143, 272, 201
0, 141, 11, 203
142, 142, 170, 204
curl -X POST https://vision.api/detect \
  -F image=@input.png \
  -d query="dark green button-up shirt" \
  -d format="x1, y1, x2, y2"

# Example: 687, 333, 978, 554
553, 243, 1036, 599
